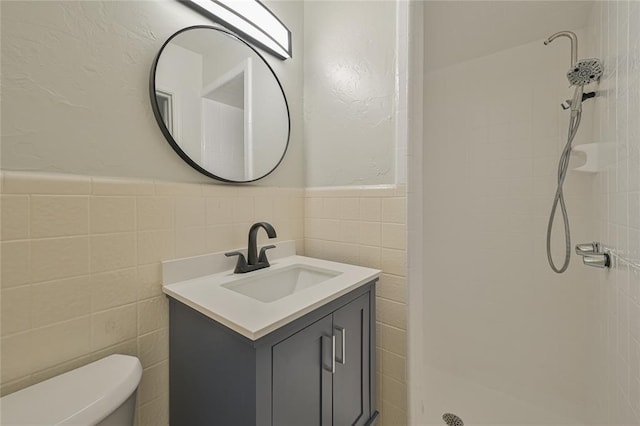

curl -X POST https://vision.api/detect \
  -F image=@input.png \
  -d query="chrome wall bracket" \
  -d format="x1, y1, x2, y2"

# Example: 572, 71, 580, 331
575, 242, 611, 268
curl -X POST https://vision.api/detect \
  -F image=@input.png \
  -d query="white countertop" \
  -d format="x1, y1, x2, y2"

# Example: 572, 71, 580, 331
162, 245, 381, 340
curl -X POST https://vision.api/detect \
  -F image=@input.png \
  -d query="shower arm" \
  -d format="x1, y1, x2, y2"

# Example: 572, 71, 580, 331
544, 31, 578, 68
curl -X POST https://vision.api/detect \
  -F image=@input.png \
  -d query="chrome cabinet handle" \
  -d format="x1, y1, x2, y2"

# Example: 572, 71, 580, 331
331, 335, 336, 374
334, 326, 346, 365
322, 335, 336, 374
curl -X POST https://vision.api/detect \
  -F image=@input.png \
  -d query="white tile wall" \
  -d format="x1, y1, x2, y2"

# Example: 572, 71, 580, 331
590, 2, 640, 424
421, 30, 599, 425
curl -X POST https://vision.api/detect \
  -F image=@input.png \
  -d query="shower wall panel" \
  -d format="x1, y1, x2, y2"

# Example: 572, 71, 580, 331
589, 2, 640, 424
422, 34, 599, 424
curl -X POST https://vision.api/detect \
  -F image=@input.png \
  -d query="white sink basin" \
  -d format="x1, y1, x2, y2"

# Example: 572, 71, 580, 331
222, 265, 341, 302
162, 243, 381, 340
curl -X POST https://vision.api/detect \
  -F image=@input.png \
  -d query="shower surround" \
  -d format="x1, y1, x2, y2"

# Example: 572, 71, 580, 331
590, 1, 640, 423
412, 1, 639, 424
421, 33, 596, 425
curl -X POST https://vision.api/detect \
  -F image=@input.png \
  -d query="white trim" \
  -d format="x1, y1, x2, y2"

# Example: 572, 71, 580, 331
156, 85, 182, 145
244, 58, 253, 180
305, 184, 402, 192
155, 90, 174, 134
405, 0, 425, 424
395, 0, 409, 185
200, 97, 207, 164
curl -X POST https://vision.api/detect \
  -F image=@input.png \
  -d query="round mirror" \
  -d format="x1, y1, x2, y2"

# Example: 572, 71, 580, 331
150, 26, 290, 183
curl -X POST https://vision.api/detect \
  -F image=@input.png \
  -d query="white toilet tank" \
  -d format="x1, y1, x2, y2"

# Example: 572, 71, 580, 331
1, 354, 142, 426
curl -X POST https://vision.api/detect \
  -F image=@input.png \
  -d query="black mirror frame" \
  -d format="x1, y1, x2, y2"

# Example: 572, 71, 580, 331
149, 25, 291, 183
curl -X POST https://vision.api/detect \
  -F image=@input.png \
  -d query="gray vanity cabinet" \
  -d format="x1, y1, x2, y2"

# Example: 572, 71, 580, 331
272, 292, 371, 426
168, 281, 378, 426
271, 315, 333, 426
332, 293, 371, 425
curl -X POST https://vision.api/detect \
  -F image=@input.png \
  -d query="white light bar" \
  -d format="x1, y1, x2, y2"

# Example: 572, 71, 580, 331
184, 0, 292, 60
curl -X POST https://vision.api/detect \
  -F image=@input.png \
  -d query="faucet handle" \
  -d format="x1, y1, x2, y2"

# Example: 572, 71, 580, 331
582, 253, 611, 268
258, 245, 276, 264
575, 242, 601, 256
225, 251, 248, 274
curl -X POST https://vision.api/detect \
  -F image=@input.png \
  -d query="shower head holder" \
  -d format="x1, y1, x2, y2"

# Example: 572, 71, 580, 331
561, 91, 596, 110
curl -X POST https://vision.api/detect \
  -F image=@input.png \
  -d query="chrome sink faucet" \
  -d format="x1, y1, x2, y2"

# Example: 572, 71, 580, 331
225, 222, 277, 273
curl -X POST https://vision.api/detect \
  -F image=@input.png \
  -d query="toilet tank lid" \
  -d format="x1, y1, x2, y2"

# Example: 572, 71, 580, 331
1, 354, 142, 425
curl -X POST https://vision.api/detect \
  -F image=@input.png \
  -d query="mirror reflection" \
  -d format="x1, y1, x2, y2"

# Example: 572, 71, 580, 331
151, 26, 290, 182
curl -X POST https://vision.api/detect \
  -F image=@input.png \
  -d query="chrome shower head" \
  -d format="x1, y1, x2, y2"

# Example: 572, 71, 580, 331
567, 58, 603, 86
544, 30, 603, 87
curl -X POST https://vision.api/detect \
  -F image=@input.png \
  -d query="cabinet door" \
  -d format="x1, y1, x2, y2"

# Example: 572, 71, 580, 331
332, 293, 371, 426
272, 315, 334, 426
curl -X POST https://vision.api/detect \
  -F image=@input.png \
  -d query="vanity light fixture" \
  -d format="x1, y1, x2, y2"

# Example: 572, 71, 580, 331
181, 0, 292, 60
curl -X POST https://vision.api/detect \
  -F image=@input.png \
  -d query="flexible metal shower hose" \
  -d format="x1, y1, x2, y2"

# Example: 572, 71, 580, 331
546, 110, 582, 273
